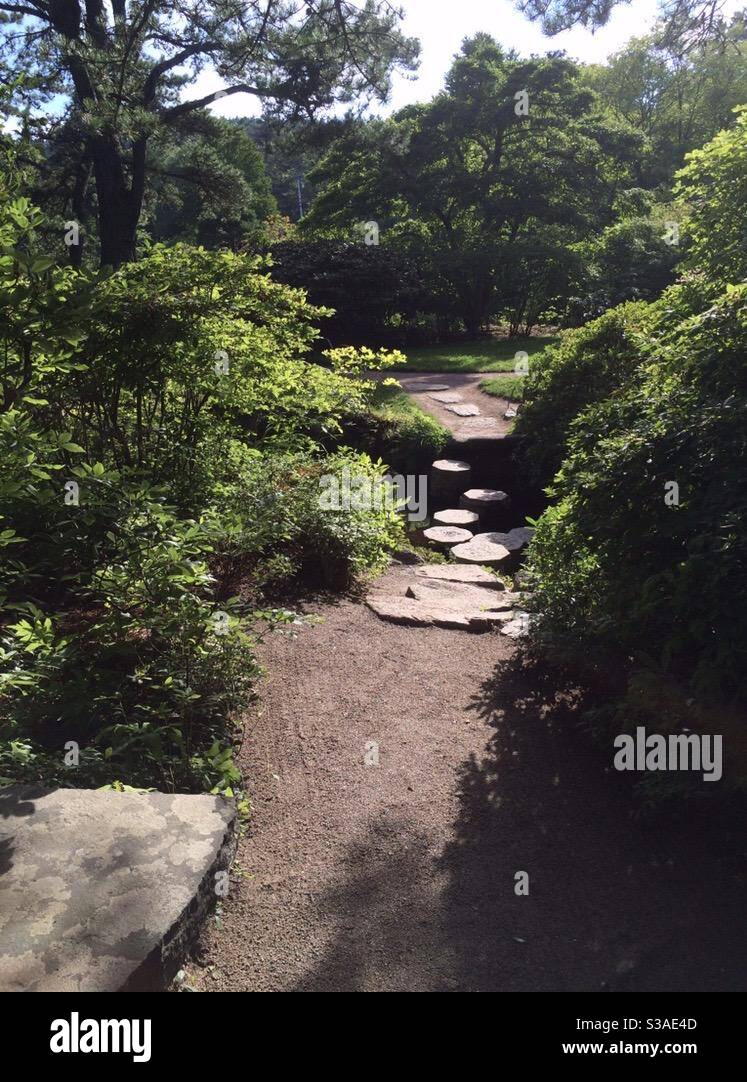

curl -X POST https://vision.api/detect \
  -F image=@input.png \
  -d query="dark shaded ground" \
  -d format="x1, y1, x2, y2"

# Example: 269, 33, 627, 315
189, 571, 746, 992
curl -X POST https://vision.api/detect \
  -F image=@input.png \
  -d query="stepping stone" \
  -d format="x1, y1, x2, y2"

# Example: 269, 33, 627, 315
432, 508, 480, 529
414, 564, 505, 588
444, 403, 480, 417
450, 532, 513, 568
423, 525, 473, 550
366, 596, 474, 630
459, 489, 511, 516
408, 382, 450, 392
406, 580, 521, 611
366, 595, 516, 633
0, 786, 236, 992
506, 526, 535, 551
430, 458, 472, 499
429, 391, 463, 403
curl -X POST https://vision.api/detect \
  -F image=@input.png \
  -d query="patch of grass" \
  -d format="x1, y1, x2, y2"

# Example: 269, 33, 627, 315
479, 374, 526, 402
401, 335, 558, 372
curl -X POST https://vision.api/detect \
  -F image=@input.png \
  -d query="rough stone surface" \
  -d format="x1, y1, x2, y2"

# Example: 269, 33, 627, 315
501, 613, 531, 638
460, 488, 511, 510
431, 508, 480, 529
406, 580, 520, 611
430, 458, 472, 499
431, 458, 471, 477
450, 532, 514, 567
414, 564, 505, 587
423, 525, 473, 549
366, 596, 474, 630
428, 392, 463, 403
406, 381, 449, 392
0, 786, 236, 992
507, 526, 535, 550
444, 403, 481, 417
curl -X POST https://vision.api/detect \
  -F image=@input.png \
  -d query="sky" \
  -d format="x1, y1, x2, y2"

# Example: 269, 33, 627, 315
202, 0, 666, 120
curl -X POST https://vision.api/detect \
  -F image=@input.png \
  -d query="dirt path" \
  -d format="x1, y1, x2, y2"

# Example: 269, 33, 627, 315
391, 371, 516, 440
189, 567, 746, 993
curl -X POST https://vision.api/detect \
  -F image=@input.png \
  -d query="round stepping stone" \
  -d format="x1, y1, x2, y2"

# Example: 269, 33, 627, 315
450, 532, 513, 567
430, 458, 472, 499
423, 525, 473, 551
459, 489, 510, 516
432, 508, 480, 529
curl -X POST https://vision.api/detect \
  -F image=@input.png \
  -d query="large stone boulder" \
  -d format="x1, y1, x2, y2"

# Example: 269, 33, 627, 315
0, 786, 236, 992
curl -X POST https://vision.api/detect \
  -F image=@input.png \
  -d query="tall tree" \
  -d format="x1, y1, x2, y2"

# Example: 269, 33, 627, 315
304, 35, 642, 335
0, 1, 418, 267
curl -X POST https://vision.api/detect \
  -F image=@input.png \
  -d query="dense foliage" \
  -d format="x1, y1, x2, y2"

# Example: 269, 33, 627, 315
0, 147, 410, 794
520, 114, 747, 791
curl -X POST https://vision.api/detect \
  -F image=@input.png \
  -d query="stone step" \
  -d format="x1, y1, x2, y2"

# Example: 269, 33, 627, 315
430, 458, 472, 501
366, 594, 517, 632
413, 564, 505, 587
428, 391, 463, 403
0, 786, 236, 992
423, 525, 473, 551
405, 580, 522, 610
431, 508, 480, 529
444, 403, 480, 416
450, 527, 534, 567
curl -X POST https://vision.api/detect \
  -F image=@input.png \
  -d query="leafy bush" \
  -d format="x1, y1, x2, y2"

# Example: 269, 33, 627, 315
0, 166, 405, 794
524, 283, 747, 785
676, 105, 747, 287
217, 449, 407, 593
513, 303, 654, 488
340, 380, 448, 476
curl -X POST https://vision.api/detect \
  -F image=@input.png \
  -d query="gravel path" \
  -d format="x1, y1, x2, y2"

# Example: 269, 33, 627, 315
393, 371, 514, 438
188, 567, 746, 992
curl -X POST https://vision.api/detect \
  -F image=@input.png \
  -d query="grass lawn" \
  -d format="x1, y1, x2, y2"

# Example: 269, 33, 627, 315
401, 334, 558, 372
479, 374, 526, 402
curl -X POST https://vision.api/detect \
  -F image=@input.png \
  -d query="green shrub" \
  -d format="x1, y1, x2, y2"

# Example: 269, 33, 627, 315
525, 283, 747, 783
514, 302, 654, 488
217, 449, 407, 592
341, 380, 448, 476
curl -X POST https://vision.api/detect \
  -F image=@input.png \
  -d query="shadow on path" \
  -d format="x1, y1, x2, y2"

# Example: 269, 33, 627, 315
293, 656, 746, 992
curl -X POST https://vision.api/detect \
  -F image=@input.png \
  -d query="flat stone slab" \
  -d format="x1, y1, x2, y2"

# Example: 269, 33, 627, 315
430, 458, 472, 497
423, 525, 473, 548
366, 595, 515, 632
414, 564, 505, 588
406, 580, 521, 611
431, 458, 471, 476
428, 392, 463, 403
408, 382, 450, 392
444, 403, 481, 417
451, 417, 503, 440
0, 786, 236, 992
366, 596, 474, 630
460, 489, 511, 513
450, 532, 513, 567
432, 508, 480, 529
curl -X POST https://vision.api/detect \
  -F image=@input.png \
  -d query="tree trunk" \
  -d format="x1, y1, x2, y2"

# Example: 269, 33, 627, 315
91, 135, 146, 268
